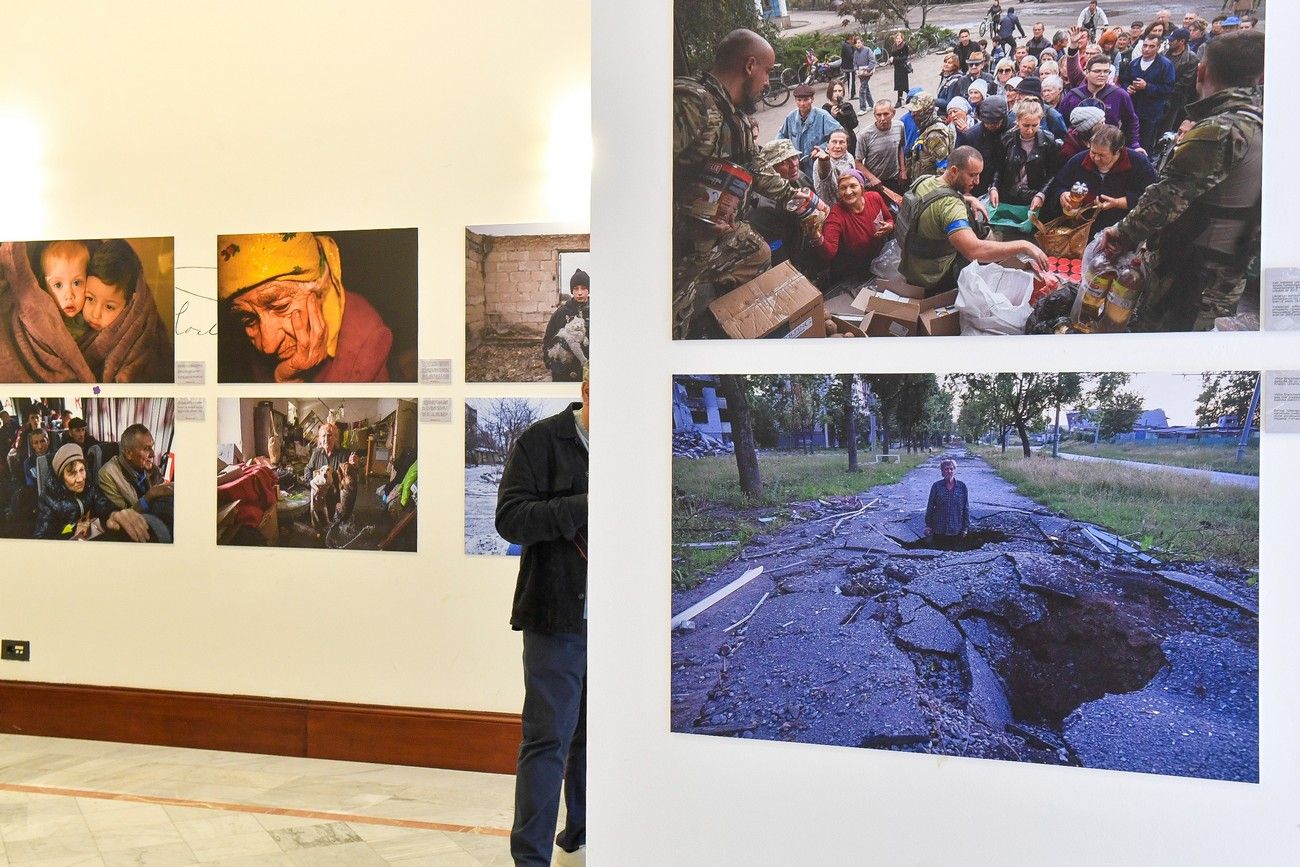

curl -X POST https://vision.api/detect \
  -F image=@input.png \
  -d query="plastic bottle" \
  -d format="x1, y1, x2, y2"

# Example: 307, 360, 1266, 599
1102, 255, 1144, 330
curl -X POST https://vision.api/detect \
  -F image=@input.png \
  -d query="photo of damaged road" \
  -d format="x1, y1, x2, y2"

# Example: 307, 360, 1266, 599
670, 374, 1259, 783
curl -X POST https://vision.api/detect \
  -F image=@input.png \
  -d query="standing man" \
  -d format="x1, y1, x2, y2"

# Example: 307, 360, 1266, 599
954, 29, 979, 74
997, 6, 1026, 58
1119, 35, 1177, 151
1078, 2, 1109, 40
1025, 23, 1051, 58
924, 459, 969, 550
1059, 55, 1142, 150
840, 34, 858, 101
674, 29, 795, 339
1160, 28, 1201, 136
853, 35, 878, 111
779, 84, 844, 177
1100, 30, 1263, 331
498, 366, 589, 867
855, 100, 907, 201
957, 51, 998, 97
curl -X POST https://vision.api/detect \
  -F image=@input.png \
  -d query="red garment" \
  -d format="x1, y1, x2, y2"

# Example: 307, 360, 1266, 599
217, 464, 278, 528
815, 191, 891, 265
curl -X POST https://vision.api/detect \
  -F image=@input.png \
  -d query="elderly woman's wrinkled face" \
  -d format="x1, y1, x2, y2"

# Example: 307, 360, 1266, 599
231, 278, 329, 382
827, 131, 850, 159
62, 459, 87, 494
837, 173, 864, 207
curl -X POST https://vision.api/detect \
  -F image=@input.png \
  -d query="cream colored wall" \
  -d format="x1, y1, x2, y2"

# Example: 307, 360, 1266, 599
0, 1, 589, 714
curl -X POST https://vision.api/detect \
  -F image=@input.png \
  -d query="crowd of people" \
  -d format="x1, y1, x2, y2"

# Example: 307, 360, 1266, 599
672, 6, 1264, 337
0, 406, 172, 543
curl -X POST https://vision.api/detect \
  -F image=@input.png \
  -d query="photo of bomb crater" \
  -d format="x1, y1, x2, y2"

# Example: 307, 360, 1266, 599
671, 371, 1259, 782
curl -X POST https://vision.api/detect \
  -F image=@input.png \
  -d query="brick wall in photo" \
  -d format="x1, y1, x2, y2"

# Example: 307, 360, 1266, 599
465, 229, 590, 350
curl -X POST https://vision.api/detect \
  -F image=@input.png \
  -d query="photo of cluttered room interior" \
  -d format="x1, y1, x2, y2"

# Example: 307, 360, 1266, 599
216, 397, 417, 551
0, 396, 175, 543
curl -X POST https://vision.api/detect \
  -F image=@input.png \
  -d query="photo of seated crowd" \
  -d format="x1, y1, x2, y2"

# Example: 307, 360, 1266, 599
216, 228, 418, 383
216, 397, 417, 551
0, 398, 174, 543
673, 3, 1263, 339
0, 238, 173, 380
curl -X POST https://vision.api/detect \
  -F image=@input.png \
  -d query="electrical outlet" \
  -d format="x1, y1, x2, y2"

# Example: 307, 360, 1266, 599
1, 640, 30, 661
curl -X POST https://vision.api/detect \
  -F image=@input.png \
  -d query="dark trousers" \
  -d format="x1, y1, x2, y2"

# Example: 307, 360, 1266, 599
512, 630, 587, 866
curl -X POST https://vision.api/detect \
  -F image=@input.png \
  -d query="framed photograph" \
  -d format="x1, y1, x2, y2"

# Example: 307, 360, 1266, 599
216, 228, 418, 383
465, 225, 590, 382
0, 238, 174, 381
1, 397, 175, 543
216, 397, 418, 551
671, 371, 1259, 783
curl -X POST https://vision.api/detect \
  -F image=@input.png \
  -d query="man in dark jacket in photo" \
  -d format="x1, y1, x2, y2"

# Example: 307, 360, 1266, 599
497, 367, 589, 867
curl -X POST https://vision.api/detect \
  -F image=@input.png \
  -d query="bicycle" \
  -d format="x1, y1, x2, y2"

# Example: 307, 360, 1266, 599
760, 65, 798, 108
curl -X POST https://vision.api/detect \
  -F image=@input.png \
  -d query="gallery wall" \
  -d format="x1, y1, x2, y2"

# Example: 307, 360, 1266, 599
0, 1, 589, 714
588, 1, 1300, 864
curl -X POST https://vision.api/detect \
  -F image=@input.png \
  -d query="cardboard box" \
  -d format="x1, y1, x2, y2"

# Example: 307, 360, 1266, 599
918, 289, 961, 336
826, 315, 865, 337
861, 310, 916, 337
709, 261, 826, 339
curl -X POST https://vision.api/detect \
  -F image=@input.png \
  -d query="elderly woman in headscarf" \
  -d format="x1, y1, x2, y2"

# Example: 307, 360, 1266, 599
217, 232, 394, 383
945, 96, 974, 136
808, 169, 894, 286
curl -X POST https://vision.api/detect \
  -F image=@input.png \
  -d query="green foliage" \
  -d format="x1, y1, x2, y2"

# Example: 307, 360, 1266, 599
985, 451, 1258, 569
674, 0, 781, 75
950, 373, 1080, 456
671, 450, 928, 589
773, 32, 851, 73
1195, 372, 1260, 429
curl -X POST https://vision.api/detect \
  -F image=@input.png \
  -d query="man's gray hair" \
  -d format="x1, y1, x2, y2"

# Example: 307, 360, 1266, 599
939, 458, 957, 470
120, 423, 151, 453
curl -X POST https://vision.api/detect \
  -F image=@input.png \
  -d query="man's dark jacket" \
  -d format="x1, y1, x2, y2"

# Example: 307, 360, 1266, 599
496, 403, 588, 634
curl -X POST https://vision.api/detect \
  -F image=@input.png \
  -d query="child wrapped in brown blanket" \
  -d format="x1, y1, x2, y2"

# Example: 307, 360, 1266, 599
0, 240, 172, 382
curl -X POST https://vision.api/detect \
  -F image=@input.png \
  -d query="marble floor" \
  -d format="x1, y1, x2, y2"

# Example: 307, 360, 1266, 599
0, 734, 581, 866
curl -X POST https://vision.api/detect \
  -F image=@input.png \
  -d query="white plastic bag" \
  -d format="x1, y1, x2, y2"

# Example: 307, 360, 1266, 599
870, 238, 902, 280
955, 261, 1035, 335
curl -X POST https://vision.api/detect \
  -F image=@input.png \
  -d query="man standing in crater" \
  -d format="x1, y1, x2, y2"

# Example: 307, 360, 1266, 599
924, 458, 970, 550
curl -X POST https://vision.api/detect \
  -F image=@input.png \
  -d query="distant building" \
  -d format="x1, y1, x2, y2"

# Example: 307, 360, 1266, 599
673, 376, 732, 442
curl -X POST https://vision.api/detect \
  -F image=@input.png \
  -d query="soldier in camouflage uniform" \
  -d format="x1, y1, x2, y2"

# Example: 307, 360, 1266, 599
1100, 30, 1263, 332
674, 29, 795, 339
905, 93, 955, 180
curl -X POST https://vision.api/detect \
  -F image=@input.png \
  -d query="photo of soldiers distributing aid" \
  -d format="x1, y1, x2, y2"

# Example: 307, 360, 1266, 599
673, 3, 1263, 338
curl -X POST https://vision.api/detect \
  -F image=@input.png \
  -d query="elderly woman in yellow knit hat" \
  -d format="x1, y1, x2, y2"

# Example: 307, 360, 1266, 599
217, 232, 393, 382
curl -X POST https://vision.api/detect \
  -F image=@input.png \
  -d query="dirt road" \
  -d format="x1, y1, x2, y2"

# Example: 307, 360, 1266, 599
670, 448, 1259, 782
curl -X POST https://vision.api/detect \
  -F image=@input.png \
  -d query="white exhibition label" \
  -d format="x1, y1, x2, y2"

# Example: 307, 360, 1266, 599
421, 398, 452, 423
1264, 371, 1300, 434
1264, 268, 1300, 331
175, 361, 206, 385
419, 358, 453, 384
176, 398, 206, 422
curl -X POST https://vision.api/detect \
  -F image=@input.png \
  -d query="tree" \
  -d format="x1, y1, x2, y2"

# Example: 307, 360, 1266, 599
719, 375, 763, 498
952, 373, 1079, 457
483, 398, 542, 462
1075, 372, 1142, 441
841, 0, 941, 30
674, 0, 779, 76
862, 374, 936, 453
839, 374, 859, 471
1195, 372, 1260, 429
753, 375, 831, 453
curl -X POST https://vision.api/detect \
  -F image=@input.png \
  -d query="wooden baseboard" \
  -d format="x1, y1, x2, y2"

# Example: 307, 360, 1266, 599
0, 680, 520, 775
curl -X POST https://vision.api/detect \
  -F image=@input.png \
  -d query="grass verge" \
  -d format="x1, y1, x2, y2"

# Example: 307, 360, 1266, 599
982, 451, 1258, 569
672, 449, 929, 590
1056, 441, 1259, 476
